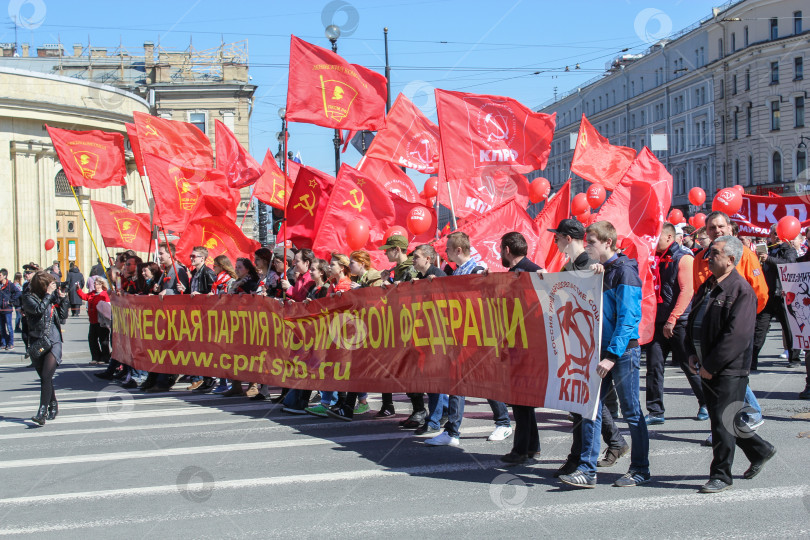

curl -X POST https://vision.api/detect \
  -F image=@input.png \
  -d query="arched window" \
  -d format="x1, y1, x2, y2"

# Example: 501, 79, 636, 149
771, 151, 782, 183
54, 170, 81, 197
797, 149, 807, 180
734, 159, 740, 184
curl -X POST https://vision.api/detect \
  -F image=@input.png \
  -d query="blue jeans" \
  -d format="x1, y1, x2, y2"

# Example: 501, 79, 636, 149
444, 397, 511, 437
319, 391, 337, 407
579, 347, 649, 477
427, 393, 448, 430
742, 385, 762, 423
0, 311, 13, 347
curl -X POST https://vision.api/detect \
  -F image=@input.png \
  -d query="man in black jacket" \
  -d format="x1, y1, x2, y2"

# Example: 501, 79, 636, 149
180, 246, 216, 296
0, 268, 21, 350
687, 235, 776, 493
753, 224, 799, 369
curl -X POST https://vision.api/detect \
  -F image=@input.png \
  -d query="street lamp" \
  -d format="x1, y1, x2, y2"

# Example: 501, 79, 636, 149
326, 25, 342, 175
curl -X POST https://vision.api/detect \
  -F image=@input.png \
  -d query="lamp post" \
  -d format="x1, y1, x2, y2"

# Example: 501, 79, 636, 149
326, 24, 342, 176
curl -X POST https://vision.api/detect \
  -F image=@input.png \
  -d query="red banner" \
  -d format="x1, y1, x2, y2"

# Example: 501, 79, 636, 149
90, 200, 152, 252
733, 194, 810, 237
285, 35, 387, 131
357, 156, 421, 203
365, 93, 440, 173
46, 125, 127, 189
175, 215, 261, 266
284, 164, 336, 249
214, 120, 263, 189
133, 112, 213, 170
112, 272, 602, 417
571, 115, 636, 191
253, 150, 293, 210
437, 164, 530, 220
125, 122, 146, 177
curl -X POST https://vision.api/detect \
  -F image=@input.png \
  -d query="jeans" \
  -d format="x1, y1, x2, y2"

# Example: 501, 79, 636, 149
567, 403, 627, 464
743, 385, 762, 423
0, 311, 13, 347
645, 322, 705, 415
283, 389, 312, 409
427, 393, 448, 430
319, 391, 337, 407
444, 397, 511, 438
579, 346, 649, 477
14, 308, 22, 332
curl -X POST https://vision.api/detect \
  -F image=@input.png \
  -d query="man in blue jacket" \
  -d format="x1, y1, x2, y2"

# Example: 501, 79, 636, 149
559, 220, 650, 488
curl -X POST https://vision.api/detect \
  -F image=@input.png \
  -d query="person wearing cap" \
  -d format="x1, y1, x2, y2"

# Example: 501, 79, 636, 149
643, 222, 706, 426
548, 219, 629, 476
673, 223, 685, 246
380, 235, 417, 284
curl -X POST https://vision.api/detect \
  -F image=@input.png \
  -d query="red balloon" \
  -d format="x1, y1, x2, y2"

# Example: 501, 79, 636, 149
44, 239, 55, 251
424, 177, 438, 198
776, 216, 801, 242
712, 188, 743, 215
692, 212, 706, 228
586, 184, 606, 209
668, 209, 684, 225
572, 193, 590, 216
733, 184, 745, 194
345, 219, 369, 251
406, 207, 432, 235
529, 177, 551, 204
384, 225, 408, 239
688, 187, 706, 206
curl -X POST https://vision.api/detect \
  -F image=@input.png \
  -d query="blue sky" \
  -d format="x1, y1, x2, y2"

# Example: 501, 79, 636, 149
5, 0, 719, 187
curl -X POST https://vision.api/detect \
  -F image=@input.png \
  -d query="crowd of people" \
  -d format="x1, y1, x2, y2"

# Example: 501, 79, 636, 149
8, 211, 810, 493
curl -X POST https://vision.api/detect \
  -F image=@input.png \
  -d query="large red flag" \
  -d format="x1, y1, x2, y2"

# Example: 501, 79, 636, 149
125, 123, 146, 177
214, 120, 263, 189
133, 111, 213, 170
285, 35, 387, 131
284, 164, 336, 249
176, 216, 260, 267
46, 126, 127, 189
435, 89, 556, 182
437, 160, 531, 220
365, 93, 440, 173
90, 200, 152, 252
533, 180, 572, 272
434, 198, 543, 272
595, 147, 672, 345
571, 115, 636, 191
144, 153, 239, 232
252, 150, 294, 210
357, 156, 421, 203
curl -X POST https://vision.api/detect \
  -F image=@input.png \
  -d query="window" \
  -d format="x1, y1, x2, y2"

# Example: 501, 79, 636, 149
732, 74, 737, 95
744, 26, 749, 47
745, 69, 750, 90
771, 101, 780, 130
797, 96, 805, 128
720, 115, 725, 143
189, 112, 206, 134
797, 150, 807, 180
735, 159, 740, 184
640, 110, 645, 125
631, 114, 636, 129
796, 57, 804, 80
598, 96, 602, 110
54, 170, 81, 197
748, 155, 753, 184
718, 38, 724, 58
771, 61, 779, 84
700, 47, 705, 65
795, 11, 803, 34
771, 17, 778, 40
772, 151, 782, 183
747, 105, 752, 136
640, 77, 644, 92
731, 33, 736, 52
719, 80, 724, 99
734, 112, 739, 139
631, 81, 635, 97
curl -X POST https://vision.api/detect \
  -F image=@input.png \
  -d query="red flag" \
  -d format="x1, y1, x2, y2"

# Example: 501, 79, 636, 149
284, 164, 336, 249
285, 35, 387, 131
533, 180, 572, 272
90, 200, 152, 252
214, 120, 263, 188
365, 93, 440, 173
435, 89, 556, 182
434, 198, 542, 272
437, 161, 530, 220
133, 111, 213, 170
571, 115, 636, 191
144, 153, 239, 232
357, 156, 421, 203
46, 125, 127, 189
595, 147, 672, 345
176, 216, 260, 267
125, 123, 146, 177
253, 150, 294, 210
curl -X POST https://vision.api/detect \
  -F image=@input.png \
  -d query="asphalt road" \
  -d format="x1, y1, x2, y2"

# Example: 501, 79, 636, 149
0, 314, 808, 539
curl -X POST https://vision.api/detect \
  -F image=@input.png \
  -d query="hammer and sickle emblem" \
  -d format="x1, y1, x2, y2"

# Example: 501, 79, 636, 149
483, 113, 508, 142
579, 129, 588, 148
342, 188, 365, 212
294, 191, 317, 217
332, 86, 344, 100
144, 124, 158, 137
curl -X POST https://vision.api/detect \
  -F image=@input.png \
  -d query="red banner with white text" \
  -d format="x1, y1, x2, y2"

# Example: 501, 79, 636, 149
733, 194, 810, 237
112, 272, 602, 418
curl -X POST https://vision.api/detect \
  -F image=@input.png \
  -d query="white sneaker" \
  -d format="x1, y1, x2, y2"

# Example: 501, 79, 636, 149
780, 350, 788, 359
425, 432, 460, 446
488, 425, 514, 441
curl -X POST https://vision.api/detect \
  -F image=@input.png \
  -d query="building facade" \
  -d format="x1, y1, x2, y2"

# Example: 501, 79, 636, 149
535, 0, 808, 208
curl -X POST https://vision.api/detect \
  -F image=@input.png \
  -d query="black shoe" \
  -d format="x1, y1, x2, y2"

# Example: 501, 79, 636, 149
527, 449, 539, 459
787, 361, 801, 369
250, 393, 267, 401
743, 446, 776, 480
194, 379, 217, 393
375, 404, 395, 418
138, 383, 155, 392
31, 405, 47, 426
699, 478, 732, 493
553, 460, 579, 478
800, 385, 810, 400
112, 369, 127, 380
46, 399, 58, 421
400, 409, 427, 429
500, 451, 527, 464
326, 405, 353, 422
414, 424, 441, 436
597, 444, 630, 467
94, 371, 114, 380
121, 379, 138, 389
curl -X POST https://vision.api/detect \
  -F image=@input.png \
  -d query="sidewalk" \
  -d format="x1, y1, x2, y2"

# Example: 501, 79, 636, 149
0, 312, 92, 366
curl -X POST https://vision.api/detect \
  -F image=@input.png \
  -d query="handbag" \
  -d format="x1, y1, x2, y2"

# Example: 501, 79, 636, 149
29, 305, 55, 361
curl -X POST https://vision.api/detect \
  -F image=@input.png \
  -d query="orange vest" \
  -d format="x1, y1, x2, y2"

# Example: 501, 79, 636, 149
693, 246, 768, 313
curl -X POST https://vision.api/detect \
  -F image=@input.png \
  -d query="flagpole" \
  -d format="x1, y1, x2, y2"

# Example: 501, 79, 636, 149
141, 162, 181, 288
68, 183, 108, 268
281, 109, 289, 301
445, 177, 458, 230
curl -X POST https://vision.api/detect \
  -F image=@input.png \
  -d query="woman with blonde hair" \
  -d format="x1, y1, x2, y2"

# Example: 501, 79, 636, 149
211, 255, 237, 295
349, 250, 382, 288
327, 253, 353, 295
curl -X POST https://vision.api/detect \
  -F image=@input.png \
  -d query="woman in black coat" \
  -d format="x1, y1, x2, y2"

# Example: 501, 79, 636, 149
66, 264, 85, 316
22, 271, 69, 425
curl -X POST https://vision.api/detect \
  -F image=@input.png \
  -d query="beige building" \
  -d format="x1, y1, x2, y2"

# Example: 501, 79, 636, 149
0, 41, 257, 274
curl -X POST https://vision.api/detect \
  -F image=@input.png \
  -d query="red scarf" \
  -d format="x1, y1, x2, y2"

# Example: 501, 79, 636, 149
652, 243, 675, 304
211, 271, 232, 294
